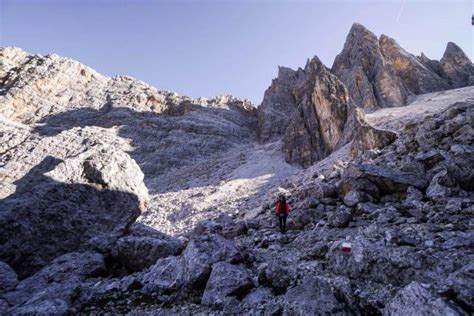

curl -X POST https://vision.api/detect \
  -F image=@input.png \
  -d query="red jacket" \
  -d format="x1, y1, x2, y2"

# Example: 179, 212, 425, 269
276, 201, 290, 215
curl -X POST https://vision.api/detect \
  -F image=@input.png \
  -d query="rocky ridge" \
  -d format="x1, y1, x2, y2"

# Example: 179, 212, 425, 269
0, 23, 473, 315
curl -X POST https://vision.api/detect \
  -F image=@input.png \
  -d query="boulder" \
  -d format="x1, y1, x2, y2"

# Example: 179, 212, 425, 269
201, 262, 253, 309
403, 186, 424, 209
242, 288, 274, 306
0, 149, 149, 278
282, 276, 348, 314
112, 224, 184, 272
259, 261, 296, 293
383, 282, 462, 316
326, 236, 424, 285
341, 163, 428, 198
0, 261, 18, 294
328, 206, 354, 228
426, 169, 457, 200
447, 145, 474, 191
446, 263, 474, 312
141, 234, 242, 294
343, 190, 366, 207
141, 256, 186, 294
415, 150, 445, 169
182, 234, 242, 288
3, 252, 105, 314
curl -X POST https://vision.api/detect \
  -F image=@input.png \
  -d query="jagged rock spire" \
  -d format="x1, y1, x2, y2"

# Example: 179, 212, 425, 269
440, 42, 474, 88
332, 23, 410, 111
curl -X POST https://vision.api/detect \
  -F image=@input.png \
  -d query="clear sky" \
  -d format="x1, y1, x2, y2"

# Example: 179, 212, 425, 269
0, 0, 472, 104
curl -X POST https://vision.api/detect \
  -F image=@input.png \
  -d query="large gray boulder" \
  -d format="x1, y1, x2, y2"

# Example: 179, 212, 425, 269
112, 223, 184, 272
341, 163, 428, 198
326, 236, 424, 285
383, 282, 462, 316
3, 252, 105, 315
201, 262, 253, 309
447, 263, 474, 311
259, 261, 297, 293
426, 169, 457, 201
181, 234, 242, 288
0, 148, 149, 278
141, 234, 241, 294
282, 276, 348, 315
141, 256, 186, 294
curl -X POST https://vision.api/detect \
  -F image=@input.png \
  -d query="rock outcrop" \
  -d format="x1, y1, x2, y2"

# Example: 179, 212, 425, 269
280, 56, 396, 167
332, 23, 410, 111
332, 23, 473, 111
440, 42, 474, 88
257, 66, 306, 142
379, 34, 450, 94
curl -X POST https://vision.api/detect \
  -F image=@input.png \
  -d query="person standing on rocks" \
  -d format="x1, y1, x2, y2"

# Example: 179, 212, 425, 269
276, 194, 291, 233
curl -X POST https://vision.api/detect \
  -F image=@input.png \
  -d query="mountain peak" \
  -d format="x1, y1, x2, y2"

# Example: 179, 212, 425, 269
348, 23, 375, 37
443, 41, 470, 61
440, 41, 474, 88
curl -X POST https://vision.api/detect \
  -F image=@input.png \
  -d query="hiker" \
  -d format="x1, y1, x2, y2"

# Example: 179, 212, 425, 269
275, 194, 290, 233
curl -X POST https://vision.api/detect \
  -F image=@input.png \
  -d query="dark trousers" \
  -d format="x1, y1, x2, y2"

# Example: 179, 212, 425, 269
278, 214, 287, 233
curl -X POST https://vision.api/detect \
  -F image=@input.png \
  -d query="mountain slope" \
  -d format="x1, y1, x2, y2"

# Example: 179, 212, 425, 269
0, 23, 473, 315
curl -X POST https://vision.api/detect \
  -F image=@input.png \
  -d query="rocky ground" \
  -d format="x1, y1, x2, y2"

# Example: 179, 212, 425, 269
0, 23, 473, 315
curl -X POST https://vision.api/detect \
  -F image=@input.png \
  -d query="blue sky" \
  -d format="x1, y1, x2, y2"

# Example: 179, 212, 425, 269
1, 0, 472, 104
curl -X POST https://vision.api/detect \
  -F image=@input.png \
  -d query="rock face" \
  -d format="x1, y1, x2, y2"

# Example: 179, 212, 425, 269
258, 23, 472, 168
0, 149, 148, 278
440, 42, 474, 88
332, 23, 410, 111
257, 66, 306, 142
201, 262, 253, 309
0, 47, 258, 182
379, 34, 450, 94
332, 23, 473, 111
280, 56, 396, 167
